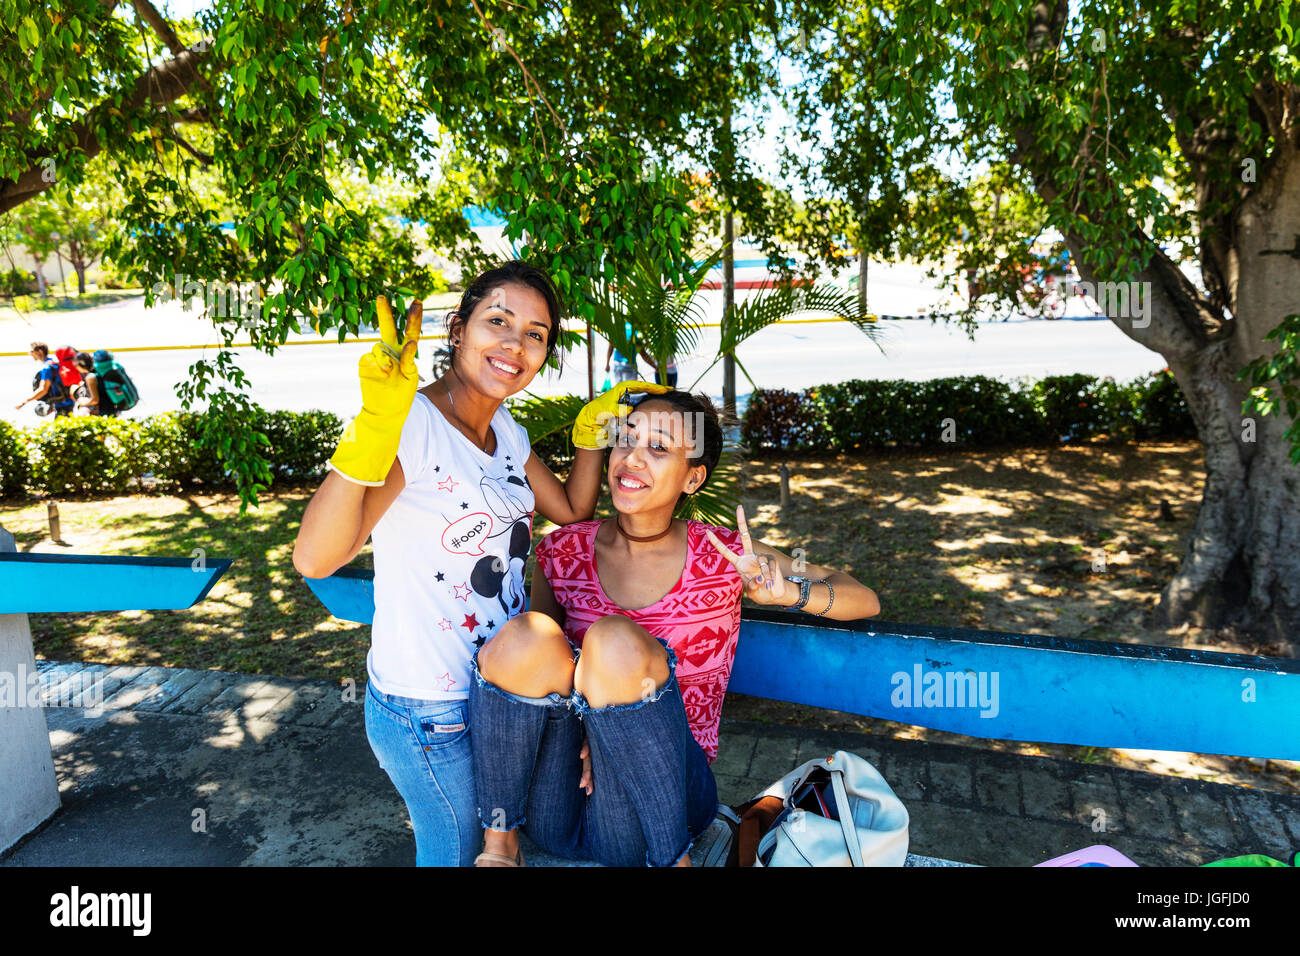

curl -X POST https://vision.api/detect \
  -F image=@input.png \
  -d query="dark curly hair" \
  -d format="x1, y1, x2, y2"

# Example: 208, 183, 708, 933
628, 389, 724, 508
436, 260, 564, 375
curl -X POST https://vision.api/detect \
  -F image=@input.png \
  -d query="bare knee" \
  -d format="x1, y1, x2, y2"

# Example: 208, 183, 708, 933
574, 615, 669, 708
478, 611, 574, 698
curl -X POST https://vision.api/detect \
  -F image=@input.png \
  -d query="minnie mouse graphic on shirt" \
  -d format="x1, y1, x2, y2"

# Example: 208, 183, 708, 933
438, 473, 534, 619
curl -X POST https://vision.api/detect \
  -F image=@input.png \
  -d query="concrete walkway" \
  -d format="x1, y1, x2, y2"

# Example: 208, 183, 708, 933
4, 661, 1296, 867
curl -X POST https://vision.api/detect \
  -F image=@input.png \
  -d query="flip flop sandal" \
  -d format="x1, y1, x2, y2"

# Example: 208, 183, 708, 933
474, 849, 525, 867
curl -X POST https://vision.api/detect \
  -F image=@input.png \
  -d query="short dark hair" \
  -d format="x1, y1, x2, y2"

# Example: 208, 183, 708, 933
74, 351, 94, 371
30, 342, 48, 358
437, 261, 564, 375
630, 390, 724, 508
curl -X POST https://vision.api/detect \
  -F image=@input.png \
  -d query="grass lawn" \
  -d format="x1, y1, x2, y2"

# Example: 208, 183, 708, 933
0, 287, 145, 321
3, 438, 1296, 794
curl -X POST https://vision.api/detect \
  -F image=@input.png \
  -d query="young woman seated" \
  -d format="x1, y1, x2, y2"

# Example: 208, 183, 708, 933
468, 390, 881, 867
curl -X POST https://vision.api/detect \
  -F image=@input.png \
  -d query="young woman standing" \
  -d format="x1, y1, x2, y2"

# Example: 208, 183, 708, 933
293, 261, 665, 866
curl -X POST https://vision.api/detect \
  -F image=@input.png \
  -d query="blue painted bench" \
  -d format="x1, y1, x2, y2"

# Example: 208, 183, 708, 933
0, 552, 232, 613
0, 545, 231, 852
303, 566, 1300, 762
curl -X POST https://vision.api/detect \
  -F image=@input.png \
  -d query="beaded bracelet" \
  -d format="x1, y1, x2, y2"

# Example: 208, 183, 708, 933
815, 579, 834, 616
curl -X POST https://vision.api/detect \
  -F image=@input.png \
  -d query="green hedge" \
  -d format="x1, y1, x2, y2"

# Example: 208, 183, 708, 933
0, 372, 1199, 497
1, 407, 344, 498
742, 371, 1197, 453
0, 420, 32, 497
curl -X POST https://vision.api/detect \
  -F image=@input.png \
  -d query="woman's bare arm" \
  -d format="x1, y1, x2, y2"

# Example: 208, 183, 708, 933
292, 460, 406, 579
527, 559, 565, 629
524, 447, 604, 525
753, 539, 881, 621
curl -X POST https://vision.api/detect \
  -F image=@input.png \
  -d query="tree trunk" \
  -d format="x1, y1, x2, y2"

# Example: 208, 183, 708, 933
721, 87, 736, 420
858, 243, 868, 316
585, 322, 594, 401
1009, 0, 1300, 650
1158, 153, 1300, 649
1063, 155, 1300, 651
722, 205, 736, 418
0, 47, 209, 214
1161, 351, 1300, 646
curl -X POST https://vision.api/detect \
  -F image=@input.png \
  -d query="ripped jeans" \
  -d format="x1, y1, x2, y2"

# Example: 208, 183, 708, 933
468, 641, 717, 867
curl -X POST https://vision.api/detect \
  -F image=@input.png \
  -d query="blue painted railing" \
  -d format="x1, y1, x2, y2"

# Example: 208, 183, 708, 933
0, 553, 231, 613
303, 570, 1300, 762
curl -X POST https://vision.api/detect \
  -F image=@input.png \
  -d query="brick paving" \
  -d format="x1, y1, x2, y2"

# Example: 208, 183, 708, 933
4, 661, 1296, 867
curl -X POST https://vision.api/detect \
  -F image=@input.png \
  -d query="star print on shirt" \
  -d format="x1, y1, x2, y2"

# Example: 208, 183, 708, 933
437, 476, 459, 493
461, 612, 480, 632
460, 501, 469, 510
435, 571, 445, 582
486, 620, 495, 631
434, 672, 456, 692
452, 583, 471, 601
437, 618, 452, 632
473, 635, 486, 648
505, 465, 513, 472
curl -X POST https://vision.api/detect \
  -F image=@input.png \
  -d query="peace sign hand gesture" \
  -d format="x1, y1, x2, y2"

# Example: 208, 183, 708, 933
328, 294, 423, 486
704, 505, 794, 607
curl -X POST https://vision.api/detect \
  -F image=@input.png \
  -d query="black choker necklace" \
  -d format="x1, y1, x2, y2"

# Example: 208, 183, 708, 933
614, 516, 674, 543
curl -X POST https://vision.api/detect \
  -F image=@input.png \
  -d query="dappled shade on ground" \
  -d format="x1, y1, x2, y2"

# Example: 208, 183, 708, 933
3, 439, 1294, 795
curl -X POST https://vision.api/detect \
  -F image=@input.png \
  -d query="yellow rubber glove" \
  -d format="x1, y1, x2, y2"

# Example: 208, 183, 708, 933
571, 380, 671, 450
328, 295, 422, 486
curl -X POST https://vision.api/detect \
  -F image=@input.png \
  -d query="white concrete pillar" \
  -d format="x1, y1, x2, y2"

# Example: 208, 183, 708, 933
0, 525, 60, 853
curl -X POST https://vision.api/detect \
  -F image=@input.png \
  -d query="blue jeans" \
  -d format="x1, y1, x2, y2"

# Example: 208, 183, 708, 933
364, 682, 479, 866
468, 644, 717, 867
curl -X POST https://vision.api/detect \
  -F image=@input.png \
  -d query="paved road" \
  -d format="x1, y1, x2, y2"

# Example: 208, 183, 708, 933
1, 287, 1167, 427
11, 659, 1296, 866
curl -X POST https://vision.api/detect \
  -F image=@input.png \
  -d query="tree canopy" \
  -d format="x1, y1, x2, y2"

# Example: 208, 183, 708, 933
4, 0, 1299, 642
2, 0, 780, 500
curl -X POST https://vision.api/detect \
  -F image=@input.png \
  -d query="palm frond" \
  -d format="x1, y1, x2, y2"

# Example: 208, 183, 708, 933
732, 352, 759, 392
676, 447, 744, 527
680, 247, 724, 291
688, 280, 885, 390
722, 281, 884, 353
582, 247, 722, 380
548, 328, 587, 372
509, 392, 588, 444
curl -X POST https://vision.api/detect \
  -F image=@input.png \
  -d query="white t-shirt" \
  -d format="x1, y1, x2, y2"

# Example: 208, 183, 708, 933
367, 391, 536, 699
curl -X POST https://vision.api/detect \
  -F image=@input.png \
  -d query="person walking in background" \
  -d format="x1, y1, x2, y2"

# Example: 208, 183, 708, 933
605, 321, 640, 386
15, 342, 75, 417
637, 343, 678, 387
89, 350, 139, 415
72, 351, 118, 416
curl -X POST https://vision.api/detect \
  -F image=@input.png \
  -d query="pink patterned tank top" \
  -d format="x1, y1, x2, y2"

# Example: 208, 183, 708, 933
534, 519, 745, 762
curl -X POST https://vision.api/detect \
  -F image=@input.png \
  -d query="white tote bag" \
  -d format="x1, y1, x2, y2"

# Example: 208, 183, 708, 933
705, 750, 909, 867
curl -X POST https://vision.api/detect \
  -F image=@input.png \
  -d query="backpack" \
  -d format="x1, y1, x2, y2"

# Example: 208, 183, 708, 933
91, 349, 139, 412
53, 347, 83, 389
